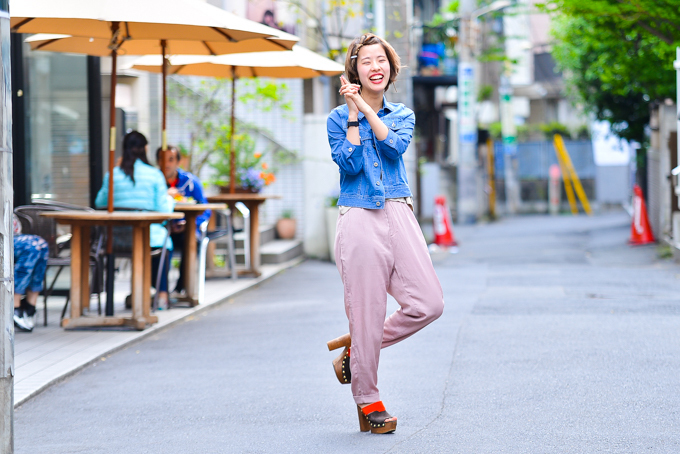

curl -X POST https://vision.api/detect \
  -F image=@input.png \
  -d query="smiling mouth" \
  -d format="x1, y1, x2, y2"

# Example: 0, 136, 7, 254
369, 74, 384, 83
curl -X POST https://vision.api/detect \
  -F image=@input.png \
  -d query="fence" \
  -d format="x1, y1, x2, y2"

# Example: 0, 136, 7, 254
492, 140, 596, 206
494, 140, 595, 179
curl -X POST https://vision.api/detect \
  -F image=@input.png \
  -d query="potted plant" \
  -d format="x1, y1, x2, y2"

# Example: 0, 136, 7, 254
276, 209, 296, 240
209, 125, 276, 193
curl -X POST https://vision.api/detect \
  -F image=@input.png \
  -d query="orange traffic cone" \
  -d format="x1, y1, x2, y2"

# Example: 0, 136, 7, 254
433, 195, 458, 247
630, 184, 655, 245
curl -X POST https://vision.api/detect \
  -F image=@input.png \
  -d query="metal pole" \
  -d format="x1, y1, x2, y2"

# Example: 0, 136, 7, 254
105, 25, 119, 315
1, 2, 15, 451
457, 0, 478, 223
229, 67, 236, 194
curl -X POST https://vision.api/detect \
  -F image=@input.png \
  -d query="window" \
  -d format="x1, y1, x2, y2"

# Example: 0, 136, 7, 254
29, 52, 89, 206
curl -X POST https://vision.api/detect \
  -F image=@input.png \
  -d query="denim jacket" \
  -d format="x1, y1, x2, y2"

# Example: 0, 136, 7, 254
327, 97, 415, 209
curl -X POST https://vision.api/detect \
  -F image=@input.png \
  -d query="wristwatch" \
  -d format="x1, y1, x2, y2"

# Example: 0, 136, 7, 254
347, 120, 360, 128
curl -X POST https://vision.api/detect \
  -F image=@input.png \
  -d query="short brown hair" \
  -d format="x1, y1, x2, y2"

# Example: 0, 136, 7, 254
156, 145, 181, 163
344, 33, 401, 92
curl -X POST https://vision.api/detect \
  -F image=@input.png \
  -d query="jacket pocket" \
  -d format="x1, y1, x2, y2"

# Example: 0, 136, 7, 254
341, 170, 363, 196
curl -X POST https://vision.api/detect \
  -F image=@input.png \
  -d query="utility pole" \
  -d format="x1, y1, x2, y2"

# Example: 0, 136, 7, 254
499, 68, 520, 213
0, 0, 14, 451
457, 0, 478, 224
675, 47, 680, 203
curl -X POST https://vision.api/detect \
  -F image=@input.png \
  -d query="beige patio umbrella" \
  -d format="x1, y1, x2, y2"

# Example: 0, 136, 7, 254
128, 45, 344, 193
12, 0, 298, 212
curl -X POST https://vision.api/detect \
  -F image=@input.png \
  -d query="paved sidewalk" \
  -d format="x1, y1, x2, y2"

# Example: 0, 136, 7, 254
14, 257, 304, 407
14, 210, 680, 453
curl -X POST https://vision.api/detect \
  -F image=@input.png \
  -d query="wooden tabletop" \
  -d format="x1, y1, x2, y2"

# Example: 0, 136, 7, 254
41, 210, 183, 222
207, 194, 282, 202
173, 203, 227, 212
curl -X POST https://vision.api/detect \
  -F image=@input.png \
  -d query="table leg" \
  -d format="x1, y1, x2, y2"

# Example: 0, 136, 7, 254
67, 225, 84, 323
249, 202, 261, 276
142, 225, 151, 319
130, 224, 145, 329
206, 211, 217, 275
183, 213, 198, 306
80, 227, 90, 310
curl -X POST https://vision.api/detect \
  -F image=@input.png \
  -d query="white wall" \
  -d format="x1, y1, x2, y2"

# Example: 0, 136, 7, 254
302, 114, 339, 259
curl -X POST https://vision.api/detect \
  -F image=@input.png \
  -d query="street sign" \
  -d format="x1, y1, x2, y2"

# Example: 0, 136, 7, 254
458, 62, 476, 146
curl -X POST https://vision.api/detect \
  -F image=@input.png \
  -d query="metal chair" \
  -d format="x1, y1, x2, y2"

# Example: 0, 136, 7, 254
197, 208, 237, 304
13, 204, 105, 326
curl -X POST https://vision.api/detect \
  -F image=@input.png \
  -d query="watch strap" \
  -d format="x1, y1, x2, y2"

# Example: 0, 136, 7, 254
347, 120, 360, 128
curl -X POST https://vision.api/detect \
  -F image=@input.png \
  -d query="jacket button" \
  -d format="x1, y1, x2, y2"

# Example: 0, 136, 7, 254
348, 147, 353, 152
376, 201, 381, 206
376, 181, 380, 186
389, 139, 393, 144
374, 162, 378, 167
391, 122, 395, 127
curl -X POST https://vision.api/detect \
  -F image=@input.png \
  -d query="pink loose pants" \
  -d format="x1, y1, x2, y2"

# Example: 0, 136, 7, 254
334, 201, 444, 405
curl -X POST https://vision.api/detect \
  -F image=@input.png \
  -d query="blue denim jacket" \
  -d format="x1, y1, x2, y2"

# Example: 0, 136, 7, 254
327, 97, 415, 209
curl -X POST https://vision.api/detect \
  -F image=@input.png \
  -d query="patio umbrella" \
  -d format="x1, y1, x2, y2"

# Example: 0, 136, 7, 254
127, 45, 344, 193
12, 0, 298, 212
25, 30, 298, 180
13, 0, 298, 316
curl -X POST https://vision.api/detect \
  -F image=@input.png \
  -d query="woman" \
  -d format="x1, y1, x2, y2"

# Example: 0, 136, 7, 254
95, 131, 174, 308
326, 33, 444, 434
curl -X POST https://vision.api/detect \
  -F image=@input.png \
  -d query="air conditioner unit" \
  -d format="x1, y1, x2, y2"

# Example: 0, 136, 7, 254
672, 165, 680, 202
673, 212, 680, 249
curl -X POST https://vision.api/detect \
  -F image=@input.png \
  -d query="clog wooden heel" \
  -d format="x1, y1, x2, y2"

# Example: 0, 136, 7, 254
327, 333, 351, 351
332, 346, 351, 384
357, 401, 397, 434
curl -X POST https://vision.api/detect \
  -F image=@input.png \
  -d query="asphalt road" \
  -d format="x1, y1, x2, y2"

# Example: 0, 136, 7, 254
14, 211, 680, 453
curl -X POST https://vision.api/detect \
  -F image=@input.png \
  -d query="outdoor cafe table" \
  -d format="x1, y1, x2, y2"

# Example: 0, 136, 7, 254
172, 202, 227, 306
40, 210, 183, 330
206, 193, 281, 277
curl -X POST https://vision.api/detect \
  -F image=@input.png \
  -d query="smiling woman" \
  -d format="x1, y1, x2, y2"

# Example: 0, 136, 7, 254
325, 33, 444, 436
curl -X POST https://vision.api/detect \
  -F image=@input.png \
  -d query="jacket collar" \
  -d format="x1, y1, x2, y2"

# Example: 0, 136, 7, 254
356, 95, 394, 120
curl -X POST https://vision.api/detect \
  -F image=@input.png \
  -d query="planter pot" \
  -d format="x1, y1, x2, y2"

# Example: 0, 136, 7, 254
218, 185, 259, 194
325, 207, 339, 263
276, 218, 296, 239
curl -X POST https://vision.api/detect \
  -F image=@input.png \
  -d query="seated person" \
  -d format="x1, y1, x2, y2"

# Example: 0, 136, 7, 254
157, 145, 211, 295
95, 131, 175, 309
13, 214, 48, 332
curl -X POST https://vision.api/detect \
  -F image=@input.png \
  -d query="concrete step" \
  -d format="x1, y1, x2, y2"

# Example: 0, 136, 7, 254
228, 239, 303, 265
260, 239, 304, 265
233, 224, 276, 249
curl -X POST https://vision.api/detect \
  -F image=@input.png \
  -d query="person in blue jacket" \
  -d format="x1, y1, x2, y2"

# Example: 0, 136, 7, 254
95, 131, 175, 308
157, 145, 211, 295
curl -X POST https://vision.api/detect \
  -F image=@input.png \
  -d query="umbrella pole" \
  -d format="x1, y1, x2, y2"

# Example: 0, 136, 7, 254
107, 48, 118, 213
161, 40, 168, 172
106, 22, 120, 316
229, 68, 236, 194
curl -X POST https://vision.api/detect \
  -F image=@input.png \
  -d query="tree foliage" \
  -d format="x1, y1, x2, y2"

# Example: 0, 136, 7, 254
543, 1, 677, 143
168, 77, 293, 175
538, 0, 680, 46
277, 0, 363, 61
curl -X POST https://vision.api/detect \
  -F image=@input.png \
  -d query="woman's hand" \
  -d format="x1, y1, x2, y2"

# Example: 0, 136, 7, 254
339, 75, 361, 118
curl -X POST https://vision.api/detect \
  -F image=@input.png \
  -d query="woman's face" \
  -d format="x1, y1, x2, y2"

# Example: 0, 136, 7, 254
356, 44, 391, 95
